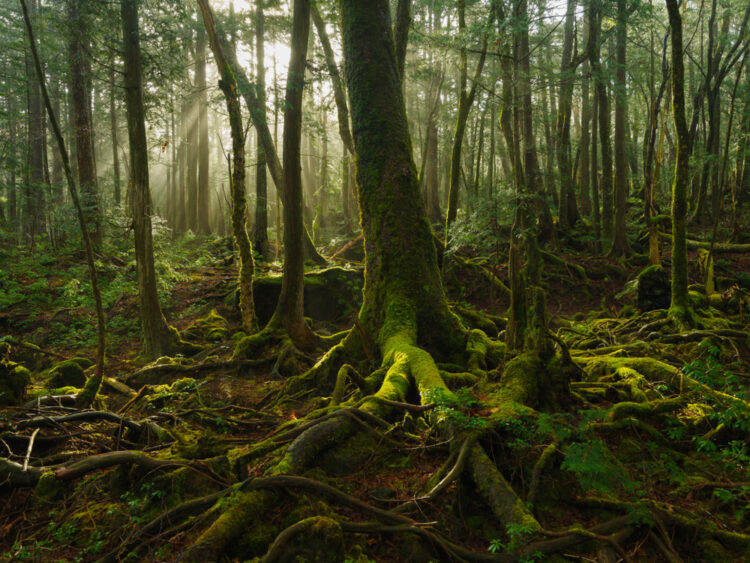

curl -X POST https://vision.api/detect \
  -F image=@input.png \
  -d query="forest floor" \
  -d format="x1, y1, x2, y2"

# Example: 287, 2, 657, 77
1, 230, 749, 562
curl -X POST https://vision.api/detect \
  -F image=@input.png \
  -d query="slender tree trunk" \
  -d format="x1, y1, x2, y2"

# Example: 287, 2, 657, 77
666, 0, 693, 323
445, 0, 490, 229
592, 5, 613, 247
580, 55, 592, 217
252, 0, 270, 259
24, 0, 45, 244
7, 89, 17, 228
610, 0, 630, 256
198, 0, 256, 332
68, 0, 101, 247
186, 31, 198, 233
196, 25, 210, 235
556, 0, 580, 230
541, 75, 557, 206
268, 0, 317, 350
591, 76, 601, 253
21, 0, 105, 408
121, 0, 181, 358
176, 95, 188, 235
109, 64, 121, 206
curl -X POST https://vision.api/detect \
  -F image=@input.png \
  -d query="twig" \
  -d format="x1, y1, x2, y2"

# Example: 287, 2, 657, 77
22, 428, 39, 472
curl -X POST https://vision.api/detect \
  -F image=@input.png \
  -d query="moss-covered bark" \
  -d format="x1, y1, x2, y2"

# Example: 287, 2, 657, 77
341, 0, 465, 360
121, 0, 181, 359
198, 0, 255, 333
665, 0, 695, 327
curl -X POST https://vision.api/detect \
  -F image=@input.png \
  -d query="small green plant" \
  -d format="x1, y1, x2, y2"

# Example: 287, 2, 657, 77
562, 438, 640, 495
48, 521, 78, 544
488, 538, 505, 553
427, 388, 489, 430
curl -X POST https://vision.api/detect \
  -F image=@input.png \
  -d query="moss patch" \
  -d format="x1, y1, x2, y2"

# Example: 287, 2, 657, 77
0, 359, 31, 405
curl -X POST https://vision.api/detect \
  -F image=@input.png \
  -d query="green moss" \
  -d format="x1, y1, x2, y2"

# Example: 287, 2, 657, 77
0, 360, 31, 405
45, 359, 87, 388
34, 470, 63, 503
688, 290, 708, 310
497, 352, 541, 407
186, 489, 272, 561
186, 309, 230, 342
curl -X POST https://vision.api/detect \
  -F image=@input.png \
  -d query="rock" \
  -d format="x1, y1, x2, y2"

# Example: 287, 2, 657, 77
45, 358, 91, 388
371, 486, 397, 501
248, 267, 364, 324
637, 265, 670, 311
0, 359, 31, 405
185, 309, 229, 342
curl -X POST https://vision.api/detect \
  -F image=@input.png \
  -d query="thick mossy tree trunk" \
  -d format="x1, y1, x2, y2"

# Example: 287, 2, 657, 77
198, 0, 255, 333
121, 0, 182, 359
342, 0, 465, 360
665, 0, 693, 325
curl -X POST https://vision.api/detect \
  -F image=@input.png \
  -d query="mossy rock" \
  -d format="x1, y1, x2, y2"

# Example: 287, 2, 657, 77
637, 265, 669, 311
0, 359, 31, 405
248, 267, 364, 324
185, 309, 230, 342
688, 290, 708, 310
45, 358, 91, 388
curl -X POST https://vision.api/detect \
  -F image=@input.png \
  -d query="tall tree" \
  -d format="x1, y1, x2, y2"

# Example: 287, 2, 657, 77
198, 0, 255, 332
266, 0, 318, 350
556, 0, 581, 229
445, 0, 490, 229
196, 24, 210, 234
252, 0, 270, 259
342, 0, 465, 358
20, 0, 105, 408
665, 0, 693, 325
24, 0, 45, 244
68, 0, 101, 246
109, 63, 121, 206
609, 0, 630, 256
121, 0, 182, 358
590, 0, 613, 247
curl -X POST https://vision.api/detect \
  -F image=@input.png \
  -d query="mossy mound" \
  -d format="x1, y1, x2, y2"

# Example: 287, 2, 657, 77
637, 265, 669, 311
249, 267, 363, 323
185, 309, 230, 342
0, 359, 31, 405
45, 358, 92, 388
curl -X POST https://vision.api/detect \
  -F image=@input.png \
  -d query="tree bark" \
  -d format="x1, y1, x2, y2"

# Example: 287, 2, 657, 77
252, 0, 270, 259
445, 0, 490, 229
198, 0, 256, 333
610, 0, 630, 256
24, 0, 45, 244
665, 0, 693, 324
121, 0, 181, 358
109, 64, 121, 207
267, 0, 317, 350
196, 25, 210, 235
341, 0, 464, 357
556, 0, 581, 230
68, 0, 101, 247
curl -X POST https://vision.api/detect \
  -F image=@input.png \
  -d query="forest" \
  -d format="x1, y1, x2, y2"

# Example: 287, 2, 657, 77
0, 0, 749, 561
